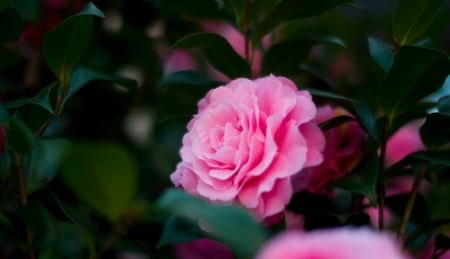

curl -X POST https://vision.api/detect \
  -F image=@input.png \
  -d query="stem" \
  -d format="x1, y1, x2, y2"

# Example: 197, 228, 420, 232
243, 1, 252, 67
36, 95, 65, 136
397, 163, 428, 239
377, 118, 388, 230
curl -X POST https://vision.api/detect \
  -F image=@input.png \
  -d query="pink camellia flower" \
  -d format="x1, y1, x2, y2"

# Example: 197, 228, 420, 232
256, 228, 410, 259
385, 122, 425, 167
292, 105, 366, 194
171, 75, 325, 221
173, 239, 234, 259
0, 124, 6, 154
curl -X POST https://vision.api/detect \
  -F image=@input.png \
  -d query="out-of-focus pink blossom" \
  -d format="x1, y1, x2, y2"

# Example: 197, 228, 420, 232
256, 228, 410, 259
385, 122, 425, 167
171, 75, 324, 221
163, 50, 198, 74
173, 239, 234, 259
0, 124, 6, 154
292, 105, 366, 194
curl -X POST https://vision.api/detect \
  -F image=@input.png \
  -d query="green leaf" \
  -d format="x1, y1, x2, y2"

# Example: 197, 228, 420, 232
42, 2, 104, 93
25, 139, 71, 194
331, 152, 378, 205
420, 113, 450, 149
386, 150, 450, 176
60, 143, 139, 222
438, 95, 450, 116
385, 193, 430, 224
255, 0, 351, 39
7, 112, 37, 153
368, 37, 394, 72
18, 201, 56, 236
171, 33, 251, 79
435, 234, 450, 250
226, 0, 247, 28
160, 70, 222, 88
4, 82, 57, 114
405, 218, 450, 248
0, 103, 9, 123
156, 189, 267, 259
377, 46, 450, 122
393, 0, 447, 45
0, 7, 23, 43
0, 0, 11, 11
261, 37, 345, 76
308, 88, 379, 143
157, 215, 205, 248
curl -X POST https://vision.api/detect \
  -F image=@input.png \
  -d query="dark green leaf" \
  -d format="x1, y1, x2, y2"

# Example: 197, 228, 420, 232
156, 189, 267, 259
435, 234, 450, 250
0, 0, 11, 11
159, 70, 222, 88
331, 153, 378, 205
0, 7, 23, 43
226, 0, 247, 28
0, 211, 13, 229
25, 139, 71, 194
438, 96, 450, 116
43, 2, 104, 93
420, 113, 450, 148
255, 0, 351, 39
7, 112, 37, 153
377, 46, 450, 122
4, 82, 57, 114
0, 103, 9, 123
405, 218, 450, 248
60, 143, 139, 222
308, 88, 379, 143
385, 193, 430, 224
386, 150, 450, 176
261, 38, 345, 75
171, 33, 251, 79
368, 37, 393, 72
157, 215, 205, 248
393, 0, 447, 45
51, 222, 95, 258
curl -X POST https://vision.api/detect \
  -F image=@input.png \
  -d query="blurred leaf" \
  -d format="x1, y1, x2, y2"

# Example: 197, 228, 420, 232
0, 104, 9, 123
156, 189, 267, 259
420, 113, 450, 148
261, 37, 345, 75
438, 96, 450, 116
51, 222, 94, 259
0, 0, 11, 11
157, 215, 205, 248
377, 46, 450, 122
331, 153, 378, 204
385, 193, 431, 224
386, 150, 450, 176
435, 234, 450, 250
171, 33, 251, 78
0, 7, 22, 43
255, 0, 351, 39
43, 2, 104, 93
405, 218, 450, 248
62, 66, 138, 111
60, 143, 139, 222
393, 0, 447, 45
160, 70, 221, 88
368, 37, 393, 72
17, 201, 55, 236
25, 139, 71, 194
0, 211, 13, 229
389, 102, 434, 134
308, 88, 379, 143
226, 0, 247, 28
7, 112, 37, 153
4, 82, 57, 114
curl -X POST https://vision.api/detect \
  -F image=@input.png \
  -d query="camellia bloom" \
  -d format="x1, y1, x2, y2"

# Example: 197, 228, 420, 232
173, 239, 233, 259
255, 228, 410, 259
385, 122, 425, 167
292, 105, 366, 194
171, 75, 325, 220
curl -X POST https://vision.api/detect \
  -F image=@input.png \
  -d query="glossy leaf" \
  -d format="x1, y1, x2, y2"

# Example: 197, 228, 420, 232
0, 104, 9, 123
405, 218, 450, 248
377, 46, 450, 122
226, 0, 247, 28
25, 139, 71, 194
386, 150, 450, 176
157, 189, 267, 259
385, 193, 430, 224
308, 88, 379, 143
7, 112, 37, 153
157, 215, 205, 248
171, 33, 251, 78
159, 70, 221, 88
261, 37, 345, 75
368, 37, 393, 72
420, 113, 450, 149
0, 7, 22, 43
393, 0, 447, 45
4, 82, 57, 114
60, 143, 139, 222
255, 0, 351, 39
331, 153, 378, 205
438, 96, 450, 116
43, 2, 104, 93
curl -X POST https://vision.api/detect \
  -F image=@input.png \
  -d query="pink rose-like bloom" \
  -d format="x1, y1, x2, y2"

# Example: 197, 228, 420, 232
171, 75, 325, 220
292, 105, 366, 194
173, 238, 234, 259
385, 122, 425, 167
256, 228, 410, 259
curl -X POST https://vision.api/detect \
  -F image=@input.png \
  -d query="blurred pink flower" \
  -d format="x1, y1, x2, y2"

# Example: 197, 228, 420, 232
0, 124, 6, 154
173, 239, 233, 259
256, 228, 410, 259
171, 75, 324, 221
292, 105, 366, 194
385, 122, 425, 167
163, 50, 198, 74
